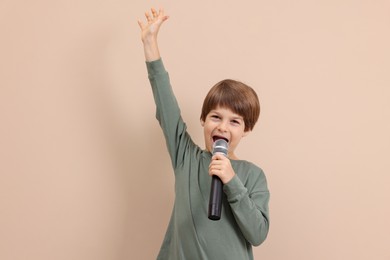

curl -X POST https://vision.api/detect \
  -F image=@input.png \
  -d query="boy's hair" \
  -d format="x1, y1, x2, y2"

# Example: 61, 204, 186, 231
200, 79, 260, 132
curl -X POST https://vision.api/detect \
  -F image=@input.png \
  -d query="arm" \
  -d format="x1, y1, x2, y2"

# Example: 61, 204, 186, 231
210, 157, 270, 246
137, 8, 169, 61
224, 171, 270, 246
138, 9, 194, 169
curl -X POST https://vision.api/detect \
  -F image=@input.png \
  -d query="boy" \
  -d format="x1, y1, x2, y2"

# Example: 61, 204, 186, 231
138, 8, 270, 260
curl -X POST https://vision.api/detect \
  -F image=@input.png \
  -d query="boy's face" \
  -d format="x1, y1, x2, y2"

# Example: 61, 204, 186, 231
201, 106, 249, 159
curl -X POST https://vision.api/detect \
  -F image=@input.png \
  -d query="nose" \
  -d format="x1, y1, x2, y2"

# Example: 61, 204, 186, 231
217, 120, 228, 132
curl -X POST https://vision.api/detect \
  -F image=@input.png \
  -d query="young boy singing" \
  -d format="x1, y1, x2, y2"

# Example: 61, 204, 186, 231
138, 8, 270, 260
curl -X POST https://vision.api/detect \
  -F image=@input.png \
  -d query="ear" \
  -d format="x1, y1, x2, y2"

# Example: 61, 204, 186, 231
200, 119, 205, 127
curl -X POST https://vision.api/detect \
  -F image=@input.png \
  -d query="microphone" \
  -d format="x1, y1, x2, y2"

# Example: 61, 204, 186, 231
208, 138, 229, 221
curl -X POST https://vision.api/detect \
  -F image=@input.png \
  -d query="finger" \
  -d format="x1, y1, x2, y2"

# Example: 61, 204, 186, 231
209, 164, 223, 172
145, 12, 152, 22
209, 160, 218, 169
212, 164, 219, 169
137, 19, 144, 29
158, 8, 169, 21
209, 168, 218, 176
161, 15, 169, 22
158, 7, 164, 17
151, 8, 158, 18
212, 154, 226, 160
210, 169, 223, 178
210, 161, 223, 168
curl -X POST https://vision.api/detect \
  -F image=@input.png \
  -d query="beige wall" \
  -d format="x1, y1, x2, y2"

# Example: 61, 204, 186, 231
1, 0, 389, 259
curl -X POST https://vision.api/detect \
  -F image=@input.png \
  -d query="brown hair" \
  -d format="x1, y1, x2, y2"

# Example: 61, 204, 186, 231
200, 79, 260, 132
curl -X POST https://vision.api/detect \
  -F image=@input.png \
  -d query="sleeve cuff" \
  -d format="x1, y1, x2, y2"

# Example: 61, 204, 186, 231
223, 175, 248, 202
146, 59, 167, 77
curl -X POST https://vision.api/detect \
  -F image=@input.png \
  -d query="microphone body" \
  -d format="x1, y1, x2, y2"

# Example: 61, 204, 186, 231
208, 139, 229, 221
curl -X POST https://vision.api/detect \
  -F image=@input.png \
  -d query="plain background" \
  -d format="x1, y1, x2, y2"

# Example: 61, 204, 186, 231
1, 0, 389, 259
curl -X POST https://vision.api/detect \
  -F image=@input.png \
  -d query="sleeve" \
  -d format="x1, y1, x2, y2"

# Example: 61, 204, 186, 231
223, 168, 270, 246
146, 59, 192, 169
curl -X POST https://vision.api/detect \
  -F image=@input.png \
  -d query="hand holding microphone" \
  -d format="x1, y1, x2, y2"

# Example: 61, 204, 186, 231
208, 139, 235, 221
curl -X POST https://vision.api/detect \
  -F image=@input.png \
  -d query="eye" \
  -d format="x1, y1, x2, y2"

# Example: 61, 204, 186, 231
210, 115, 220, 120
231, 119, 241, 125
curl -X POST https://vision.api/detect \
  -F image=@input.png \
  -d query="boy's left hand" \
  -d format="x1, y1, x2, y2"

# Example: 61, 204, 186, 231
209, 154, 235, 184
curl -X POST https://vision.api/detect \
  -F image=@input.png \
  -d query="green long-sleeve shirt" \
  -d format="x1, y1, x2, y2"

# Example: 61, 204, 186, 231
146, 59, 270, 260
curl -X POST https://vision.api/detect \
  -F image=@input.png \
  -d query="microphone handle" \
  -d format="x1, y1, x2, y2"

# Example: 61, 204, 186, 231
208, 175, 223, 220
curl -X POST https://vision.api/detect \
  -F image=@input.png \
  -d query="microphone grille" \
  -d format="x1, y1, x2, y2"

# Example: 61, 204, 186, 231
212, 139, 229, 156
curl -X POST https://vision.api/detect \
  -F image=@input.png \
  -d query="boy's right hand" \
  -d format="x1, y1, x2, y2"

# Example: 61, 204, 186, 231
137, 8, 169, 44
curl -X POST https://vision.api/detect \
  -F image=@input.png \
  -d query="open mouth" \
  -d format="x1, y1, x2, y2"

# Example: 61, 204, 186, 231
212, 135, 229, 143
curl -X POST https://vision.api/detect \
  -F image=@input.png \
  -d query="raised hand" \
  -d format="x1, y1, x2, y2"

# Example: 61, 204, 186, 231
138, 8, 169, 45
